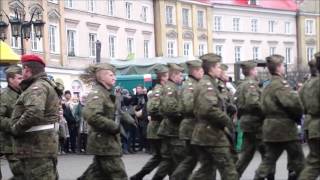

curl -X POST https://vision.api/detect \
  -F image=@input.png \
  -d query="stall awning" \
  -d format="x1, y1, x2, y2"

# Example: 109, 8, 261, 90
0, 41, 20, 64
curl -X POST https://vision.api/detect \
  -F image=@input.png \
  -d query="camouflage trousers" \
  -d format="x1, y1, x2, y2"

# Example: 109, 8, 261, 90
12, 157, 58, 180
131, 139, 162, 179
190, 146, 238, 180
236, 132, 266, 177
78, 155, 127, 180
298, 138, 320, 180
171, 140, 197, 180
151, 137, 186, 180
254, 141, 305, 180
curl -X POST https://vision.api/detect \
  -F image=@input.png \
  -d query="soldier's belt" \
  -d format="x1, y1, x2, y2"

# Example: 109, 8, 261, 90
25, 124, 55, 132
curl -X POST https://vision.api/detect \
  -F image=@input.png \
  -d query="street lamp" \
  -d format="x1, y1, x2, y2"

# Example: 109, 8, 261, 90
0, 7, 45, 54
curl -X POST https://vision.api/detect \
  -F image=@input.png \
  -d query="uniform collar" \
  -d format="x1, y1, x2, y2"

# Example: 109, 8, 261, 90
20, 72, 47, 91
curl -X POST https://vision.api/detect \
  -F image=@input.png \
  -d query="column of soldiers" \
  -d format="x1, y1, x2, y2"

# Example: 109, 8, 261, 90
0, 52, 319, 180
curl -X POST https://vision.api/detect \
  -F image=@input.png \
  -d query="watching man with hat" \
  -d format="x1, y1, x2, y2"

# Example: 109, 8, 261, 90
10, 54, 60, 179
190, 53, 238, 180
298, 52, 320, 180
254, 54, 305, 180
0, 65, 23, 179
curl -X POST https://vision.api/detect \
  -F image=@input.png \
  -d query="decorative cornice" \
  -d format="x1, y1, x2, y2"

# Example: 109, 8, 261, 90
283, 41, 295, 45
142, 30, 152, 35
65, 18, 80, 25
183, 31, 194, 40
9, 0, 24, 10
166, 30, 178, 38
86, 22, 101, 29
250, 40, 262, 44
106, 25, 119, 31
232, 39, 245, 43
198, 33, 208, 40
48, 9, 61, 20
267, 40, 278, 44
213, 38, 226, 42
125, 28, 136, 33
305, 38, 316, 45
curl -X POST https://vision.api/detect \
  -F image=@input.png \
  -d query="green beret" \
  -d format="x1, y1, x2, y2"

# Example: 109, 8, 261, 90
266, 54, 284, 65
168, 63, 184, 72
220, 64, 229, 71
308, 59, 316, 68
5, 65, 22, 75
240, 61, 257, 70
95, 63, 116, 73
186, 60, 202, 68
199, 53, 221, 63
154, 65, 169, 74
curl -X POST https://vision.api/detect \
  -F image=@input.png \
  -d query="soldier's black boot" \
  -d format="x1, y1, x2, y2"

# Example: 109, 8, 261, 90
288, 171, 298, 180
267, 173, 275, 180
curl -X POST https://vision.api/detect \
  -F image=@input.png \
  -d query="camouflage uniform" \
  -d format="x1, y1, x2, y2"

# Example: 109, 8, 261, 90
171, 60, 202, 180
298, 58, 320, 180
10, 72, 60, 180
78, 81, 128, 179
152, 64, 185, 180
234, 62, 267, 178
190, 54, 238, 180
254, 55, 305, 180
130, 65, 168, 180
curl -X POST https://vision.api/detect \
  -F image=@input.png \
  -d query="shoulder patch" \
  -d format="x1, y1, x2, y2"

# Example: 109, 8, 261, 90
32, 86, 39, 90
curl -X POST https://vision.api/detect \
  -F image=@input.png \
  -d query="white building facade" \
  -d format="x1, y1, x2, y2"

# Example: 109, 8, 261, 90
212, 4, 298, 75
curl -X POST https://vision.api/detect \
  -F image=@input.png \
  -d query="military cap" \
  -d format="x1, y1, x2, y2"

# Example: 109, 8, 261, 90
199, 53, 221, 63
4, 65, 22, 75
266, 54, 284, 65
168, 63, 184, 72
186, 60, 202, 68
95, 63, 116, 73
154, 65, 169, 74
240, 61, 257, 70
220, 64, 229, 71
308, 59, 316, 68
21, 54, 45, 66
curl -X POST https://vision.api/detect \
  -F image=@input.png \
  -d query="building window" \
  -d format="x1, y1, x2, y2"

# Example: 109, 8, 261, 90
109, 35, 116, 58
107, 0, 115, 16
126, 2, 132, 19
88, 0, 95, 12
198, 43, 207, 56
285, 47, 292, 64
233, 18, 240, 32
252, 47, 259, 60
144, 40, 149, 58
49, 25, 59, 53
306, 47, 314, 61
48, 0, 58, 3
269, 47, 276, 55
182, 8, 189, 27
67, 30, 76, 56
234, 46, 241, 62
11, 37, 20, 49
305, 19, 315, 35
31, 25, 42, 51
284, 22, 290, 34
251, 19, 258, 32
65, 0, 73, 8
197, 11, 204, 28
142, 6, 148, 22
167, 40, 176, 57
89, 33, 97, 57
215, 45, 222, 56
214, 16, 221, 31
127, 38, 134, 54
183, 41, 192, 57
166, 6, 173, 25
269, 20, 275, 33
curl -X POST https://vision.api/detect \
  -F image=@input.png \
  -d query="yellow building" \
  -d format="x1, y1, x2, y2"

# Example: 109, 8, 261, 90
297, 0, 320, 69
154, 0, 213, 57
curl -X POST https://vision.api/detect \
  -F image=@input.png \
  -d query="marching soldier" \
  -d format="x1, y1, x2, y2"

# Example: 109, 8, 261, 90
152, 63, 184, 180
130, 65, 169, 180
254, 55, 305, 180
190, 53, 238, 180
171, 60, 204, 180
10, 54, 61, 179
0, 66, 23, 179
298, 52, 320, 180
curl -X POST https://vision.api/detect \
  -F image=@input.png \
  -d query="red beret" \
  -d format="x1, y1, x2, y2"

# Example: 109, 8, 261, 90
21, 54, 45, 66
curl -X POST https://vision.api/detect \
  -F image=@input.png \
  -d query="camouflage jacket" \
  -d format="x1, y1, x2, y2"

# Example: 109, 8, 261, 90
261, 75, 303, 142
157, 80, 183, 138
234, 77, 264, 133
191, 75, 230, 147
146, 84, 164, 139
299, 76, 320, 139
179, 76, 198, 140
83, 83, 121, 156
0, 86, 20, 154
11, 73, 60, 158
